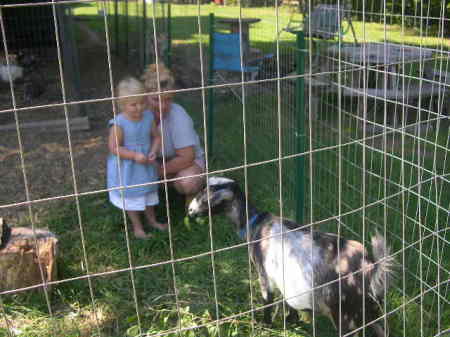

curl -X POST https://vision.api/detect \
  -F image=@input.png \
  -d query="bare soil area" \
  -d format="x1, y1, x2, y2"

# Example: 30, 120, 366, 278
0, 24, 133, 225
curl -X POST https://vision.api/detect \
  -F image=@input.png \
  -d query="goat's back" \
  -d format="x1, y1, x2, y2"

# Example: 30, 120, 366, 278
251, 220, 384, 315
251, 219, 319, 310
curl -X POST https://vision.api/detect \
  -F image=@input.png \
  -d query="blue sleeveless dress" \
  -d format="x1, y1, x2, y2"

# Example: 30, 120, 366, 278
107, 110, 159, 198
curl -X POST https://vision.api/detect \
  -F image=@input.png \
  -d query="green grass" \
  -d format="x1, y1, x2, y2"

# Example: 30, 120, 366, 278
72, 3, 450, 49
1, 91, 448, 336
71, 2, 450, 76
2, 100, 448, 336
0, 190, 335, 337
1, 4, 448, 337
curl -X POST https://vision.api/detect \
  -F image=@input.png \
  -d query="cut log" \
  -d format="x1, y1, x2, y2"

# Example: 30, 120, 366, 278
0, 225, 58, 293
0, 218, 11, 250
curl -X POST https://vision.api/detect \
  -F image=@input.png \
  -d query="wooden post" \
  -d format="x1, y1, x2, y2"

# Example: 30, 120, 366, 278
0, 220, 58, 293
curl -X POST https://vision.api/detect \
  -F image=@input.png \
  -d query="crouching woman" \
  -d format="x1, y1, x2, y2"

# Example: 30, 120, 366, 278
142, 63, 206, 205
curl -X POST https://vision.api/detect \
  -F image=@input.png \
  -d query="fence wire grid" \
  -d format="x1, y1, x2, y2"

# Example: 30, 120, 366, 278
0, 0, 448, 337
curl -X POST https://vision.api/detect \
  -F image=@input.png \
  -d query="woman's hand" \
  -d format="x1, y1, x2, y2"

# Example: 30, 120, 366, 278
157, 163, 164, 178
159, 146, 195, 176
134, 152, 148, 164
147, 151, 157, 164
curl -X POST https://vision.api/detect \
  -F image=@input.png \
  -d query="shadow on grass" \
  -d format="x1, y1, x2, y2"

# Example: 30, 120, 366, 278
1, 7, 447, 337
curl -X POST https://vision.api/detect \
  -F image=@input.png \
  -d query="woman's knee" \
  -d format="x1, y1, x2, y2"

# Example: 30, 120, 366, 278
173, 176, 203, 195
172, 163, 205, 195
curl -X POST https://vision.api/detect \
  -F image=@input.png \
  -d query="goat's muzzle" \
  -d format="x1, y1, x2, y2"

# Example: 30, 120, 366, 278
187, 198, 200, 217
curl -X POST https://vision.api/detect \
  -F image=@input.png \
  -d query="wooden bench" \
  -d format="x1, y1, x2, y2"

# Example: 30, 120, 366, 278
304, 74, 333, 119
424, 69, 450, 115
285, 72, 333, 119
340, 81, 446, 100
424, 69, 450, 84
339, 81, 449, 125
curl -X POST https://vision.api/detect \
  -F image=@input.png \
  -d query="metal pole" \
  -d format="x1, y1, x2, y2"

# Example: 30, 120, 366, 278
295, 30, 306, 224
207, 13, 215, 157
65, 5, 84, 115
165, 1, 172, 68
114, 0, 118, 55
125, 0, 129, 65
142, 0, 147, 68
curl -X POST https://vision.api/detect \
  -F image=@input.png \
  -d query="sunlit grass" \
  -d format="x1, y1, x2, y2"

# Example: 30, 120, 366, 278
1, 4, 447, 337
72, 3, 450, 49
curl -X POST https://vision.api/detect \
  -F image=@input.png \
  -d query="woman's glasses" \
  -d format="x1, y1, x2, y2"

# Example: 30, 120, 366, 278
148, 94, 172, 104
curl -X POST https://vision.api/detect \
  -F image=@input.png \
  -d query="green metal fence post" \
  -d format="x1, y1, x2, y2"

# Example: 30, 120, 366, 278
125, 0, 129, 64
165, 2, 172, 68
207, 13, 215, 157
295, 31, 306, 224
114, 0, 118, 55
141, 0, 147, 69
64, 5, 84, 115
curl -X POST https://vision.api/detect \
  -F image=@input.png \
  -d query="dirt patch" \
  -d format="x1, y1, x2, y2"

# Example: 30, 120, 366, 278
0, 20, 216, 225
0, 23, 132, 225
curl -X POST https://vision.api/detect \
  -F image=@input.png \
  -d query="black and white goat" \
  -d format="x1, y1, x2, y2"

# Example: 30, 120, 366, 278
188, 177, 395, 337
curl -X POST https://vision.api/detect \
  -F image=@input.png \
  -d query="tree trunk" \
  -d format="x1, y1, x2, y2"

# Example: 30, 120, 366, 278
0, 226, 58, 293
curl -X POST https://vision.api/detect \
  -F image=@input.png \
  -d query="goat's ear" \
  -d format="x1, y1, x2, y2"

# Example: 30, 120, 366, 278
208, 176, 235, 186
218, 189, 234, 201
210, 188, 234, 205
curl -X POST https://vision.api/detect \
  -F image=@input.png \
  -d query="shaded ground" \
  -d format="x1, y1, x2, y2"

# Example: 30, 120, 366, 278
0, 23, 131, 225
0, 21, 207, 225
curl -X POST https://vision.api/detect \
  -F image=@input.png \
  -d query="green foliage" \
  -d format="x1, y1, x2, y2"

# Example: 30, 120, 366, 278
71, 3, 450, 50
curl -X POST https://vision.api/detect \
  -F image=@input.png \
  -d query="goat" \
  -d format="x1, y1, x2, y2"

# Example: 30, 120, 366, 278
188, 177, 395, 337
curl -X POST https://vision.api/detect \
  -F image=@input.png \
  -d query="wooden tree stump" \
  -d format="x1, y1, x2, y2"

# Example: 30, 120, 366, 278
0, 219, 58, 293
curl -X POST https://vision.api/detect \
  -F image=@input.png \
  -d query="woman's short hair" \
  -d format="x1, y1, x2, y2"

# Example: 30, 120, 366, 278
116, 76, 145, 106
141, 63, 175, 94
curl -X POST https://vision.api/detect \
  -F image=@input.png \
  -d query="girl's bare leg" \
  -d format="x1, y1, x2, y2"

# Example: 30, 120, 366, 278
127, 210, 152, 239
144, 206, 167, 231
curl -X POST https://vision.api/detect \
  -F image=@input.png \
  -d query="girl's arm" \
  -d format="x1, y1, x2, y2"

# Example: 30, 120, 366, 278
108, 125, 146, 163
149, 121, 162, 155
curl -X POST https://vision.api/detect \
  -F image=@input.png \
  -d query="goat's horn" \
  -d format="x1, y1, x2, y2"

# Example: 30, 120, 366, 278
208, 177, 235, 186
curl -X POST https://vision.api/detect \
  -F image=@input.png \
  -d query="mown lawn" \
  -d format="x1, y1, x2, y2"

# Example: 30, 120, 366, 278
1, 3, 448, 337
72, 3, 450, 48
2, 86, 448, 336
71, 2, 450, 76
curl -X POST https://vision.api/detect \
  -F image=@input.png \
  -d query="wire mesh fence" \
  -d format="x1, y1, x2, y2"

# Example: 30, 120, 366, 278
0, 1, 83, 125
0, 0, 448, 337
100, 0, 170, 71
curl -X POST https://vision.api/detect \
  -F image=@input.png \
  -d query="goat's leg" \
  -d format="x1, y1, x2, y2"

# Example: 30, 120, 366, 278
262, 292, 274, 325
285, 306, 299, 324
367, 306, 386, 337
258, 270, 274, 325
372, 322, 386, 337
366, 300, 387, 337
330, 308, 354, 337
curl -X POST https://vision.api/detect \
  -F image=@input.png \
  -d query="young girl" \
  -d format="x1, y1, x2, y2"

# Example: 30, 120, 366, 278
107, 77, 167, 239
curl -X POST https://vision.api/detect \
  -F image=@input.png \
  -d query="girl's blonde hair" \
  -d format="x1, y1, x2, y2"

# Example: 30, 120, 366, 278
141, 63, 175, 94
116, 76, 145, 106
